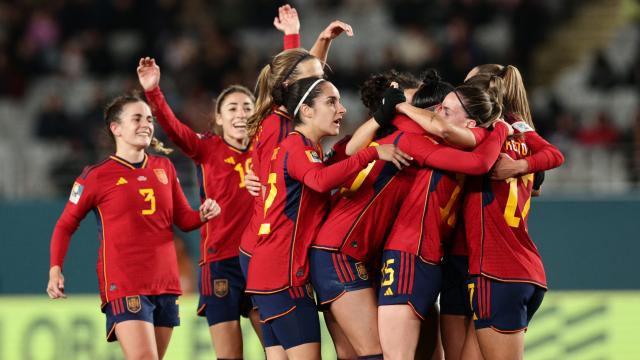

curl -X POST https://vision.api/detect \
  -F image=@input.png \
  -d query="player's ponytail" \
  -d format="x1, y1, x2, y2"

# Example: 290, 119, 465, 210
412, 69, 454, 109
454, 76, 505, 127
359, 70, 420, 116
466, 63, 534, 129
247, 48, 316, 138
150, 137, 173, 155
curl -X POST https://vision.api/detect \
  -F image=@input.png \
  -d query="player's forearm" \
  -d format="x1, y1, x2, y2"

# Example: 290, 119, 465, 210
50, 219, 76, 268
524, 136, 564, 172
346, 118, 378, 155
302, 147, 378, 192
145, 87, 202, 159
397, 103, 476, 149
309, 37, 331, 65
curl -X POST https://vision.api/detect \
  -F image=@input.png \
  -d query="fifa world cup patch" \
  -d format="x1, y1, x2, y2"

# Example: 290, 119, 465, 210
126, 296, 142, 313
69, 182, 84, 204
305, 150, 323, 163
511, 121, 534, 133
355, 262, 369, 280
214, 279, 229, 298
154, 168, 168, 184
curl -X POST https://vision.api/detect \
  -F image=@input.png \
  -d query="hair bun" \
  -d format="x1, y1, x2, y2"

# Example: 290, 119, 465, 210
421, 69, 441, 85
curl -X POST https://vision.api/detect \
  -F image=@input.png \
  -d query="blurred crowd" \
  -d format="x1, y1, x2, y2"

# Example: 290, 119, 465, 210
0, 0, 639, 197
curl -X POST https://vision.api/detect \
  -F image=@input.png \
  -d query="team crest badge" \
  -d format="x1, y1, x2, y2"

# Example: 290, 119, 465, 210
126, 296, 142, 313
214, 279, 229, 298
154, 169, 168, 184
305, 283, 315, 300
355, 262, 369, 280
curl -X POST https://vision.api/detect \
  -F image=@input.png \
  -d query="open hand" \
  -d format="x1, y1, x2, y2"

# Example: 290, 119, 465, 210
375, 144, 413, 169
137, 57, 161, 91
318, 20, 354, 41
273, 4, 300, 35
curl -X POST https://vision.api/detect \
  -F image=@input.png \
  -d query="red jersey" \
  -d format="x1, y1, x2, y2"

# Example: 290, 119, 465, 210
246, 132, 379, 293
464, 126, 564, 288
50, 154, 203, 305
313, 115, 425, 263
239, 109, 292, 256
384, 123, 510, 263
239, 35, 300, 257
145, 87, 252, 264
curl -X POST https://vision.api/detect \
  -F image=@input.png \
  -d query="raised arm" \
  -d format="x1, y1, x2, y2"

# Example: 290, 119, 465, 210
138, 57, 207, 162
273, 4, 301, 49
309, 20, 353, 65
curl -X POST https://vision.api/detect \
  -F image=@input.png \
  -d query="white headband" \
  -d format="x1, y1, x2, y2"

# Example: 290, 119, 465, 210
293, 79, 325, 117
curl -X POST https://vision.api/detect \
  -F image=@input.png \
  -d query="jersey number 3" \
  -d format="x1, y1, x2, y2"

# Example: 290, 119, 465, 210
139, 188, 156, 215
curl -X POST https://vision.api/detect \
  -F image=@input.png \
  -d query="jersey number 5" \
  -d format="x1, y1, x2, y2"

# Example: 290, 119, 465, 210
139, 188, 156, 215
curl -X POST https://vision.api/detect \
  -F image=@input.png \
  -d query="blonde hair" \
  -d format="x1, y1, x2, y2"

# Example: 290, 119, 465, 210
468, 64, 534, 129
247, 48, 315, 137
455, 75, 505, 127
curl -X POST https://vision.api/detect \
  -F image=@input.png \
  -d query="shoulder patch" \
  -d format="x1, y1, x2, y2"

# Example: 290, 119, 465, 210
69, 182, 84, 204
305, 150, 323, 163
511, 121, 534, 133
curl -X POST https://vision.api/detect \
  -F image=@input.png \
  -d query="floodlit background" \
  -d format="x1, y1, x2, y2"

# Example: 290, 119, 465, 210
0, 0, 638, 358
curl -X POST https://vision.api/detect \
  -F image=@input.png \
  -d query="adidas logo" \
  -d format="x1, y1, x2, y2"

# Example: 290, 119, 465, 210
384, 287, 393, 296
116, 177, 128, 186
224, 157, 235, 165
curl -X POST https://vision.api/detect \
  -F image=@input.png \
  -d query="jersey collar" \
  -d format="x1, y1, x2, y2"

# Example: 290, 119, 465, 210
110, 153, 148, 169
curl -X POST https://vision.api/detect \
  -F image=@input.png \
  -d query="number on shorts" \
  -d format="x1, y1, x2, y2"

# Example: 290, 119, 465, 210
381, 258, 395, 287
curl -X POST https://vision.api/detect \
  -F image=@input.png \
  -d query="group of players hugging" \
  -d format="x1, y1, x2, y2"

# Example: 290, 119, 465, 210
46, 4, 564, 360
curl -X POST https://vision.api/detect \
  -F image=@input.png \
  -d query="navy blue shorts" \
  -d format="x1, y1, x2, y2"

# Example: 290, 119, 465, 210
309, 248, 372, 307
197, 257, 253, 326
440, 255, 472, 316
252, 285, 320, 349
104, 294, 179, 342
377, 250, 442, 320
468, 276, 546, 332
239, 250, 251, 280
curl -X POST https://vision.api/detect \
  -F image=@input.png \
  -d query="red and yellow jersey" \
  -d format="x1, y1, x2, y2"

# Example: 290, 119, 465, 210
145, 87, 253, 264
246, 132, 379, 293
238, 34, 301, 257
239, 109, 292, 256
50, 154, 203, 306
464, 128, 564, 288
384, 125, 508, 263
313, 115, 425, 263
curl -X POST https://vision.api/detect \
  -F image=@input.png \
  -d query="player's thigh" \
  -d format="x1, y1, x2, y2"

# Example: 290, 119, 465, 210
330, 287, 381, 354
440, 314, 469, 360
115, 320, 158, 360
285, 342, 321, 360
378, 304, 421, 360
476, 327, 524, 360
209, 320, 243, 358
323, 311, 358, 359
154, 326, 173, 359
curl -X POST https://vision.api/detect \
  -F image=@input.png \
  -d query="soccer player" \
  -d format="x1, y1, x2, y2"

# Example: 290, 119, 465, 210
377, 79, 513, 360
245, 77, 410, 360
309, 70, 469, 359
46, 93, 220, 360
137, 57, 260, 359
458, 67, 565, 360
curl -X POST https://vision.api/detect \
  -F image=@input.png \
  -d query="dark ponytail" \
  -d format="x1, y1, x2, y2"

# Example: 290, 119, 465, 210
411, 69, 455, 109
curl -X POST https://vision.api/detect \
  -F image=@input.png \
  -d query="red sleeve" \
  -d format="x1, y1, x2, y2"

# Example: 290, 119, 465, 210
524, 131, 565, 172
254, 115, 285, 185
470, 127, 489, 144
145, 87, 207, 163
325, 135, 351, 166
169, 163, 203, 232
50, 170, 96, 268
401, 123, 509, 175
288, 144, 379, 193
284, 34, 300, 49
